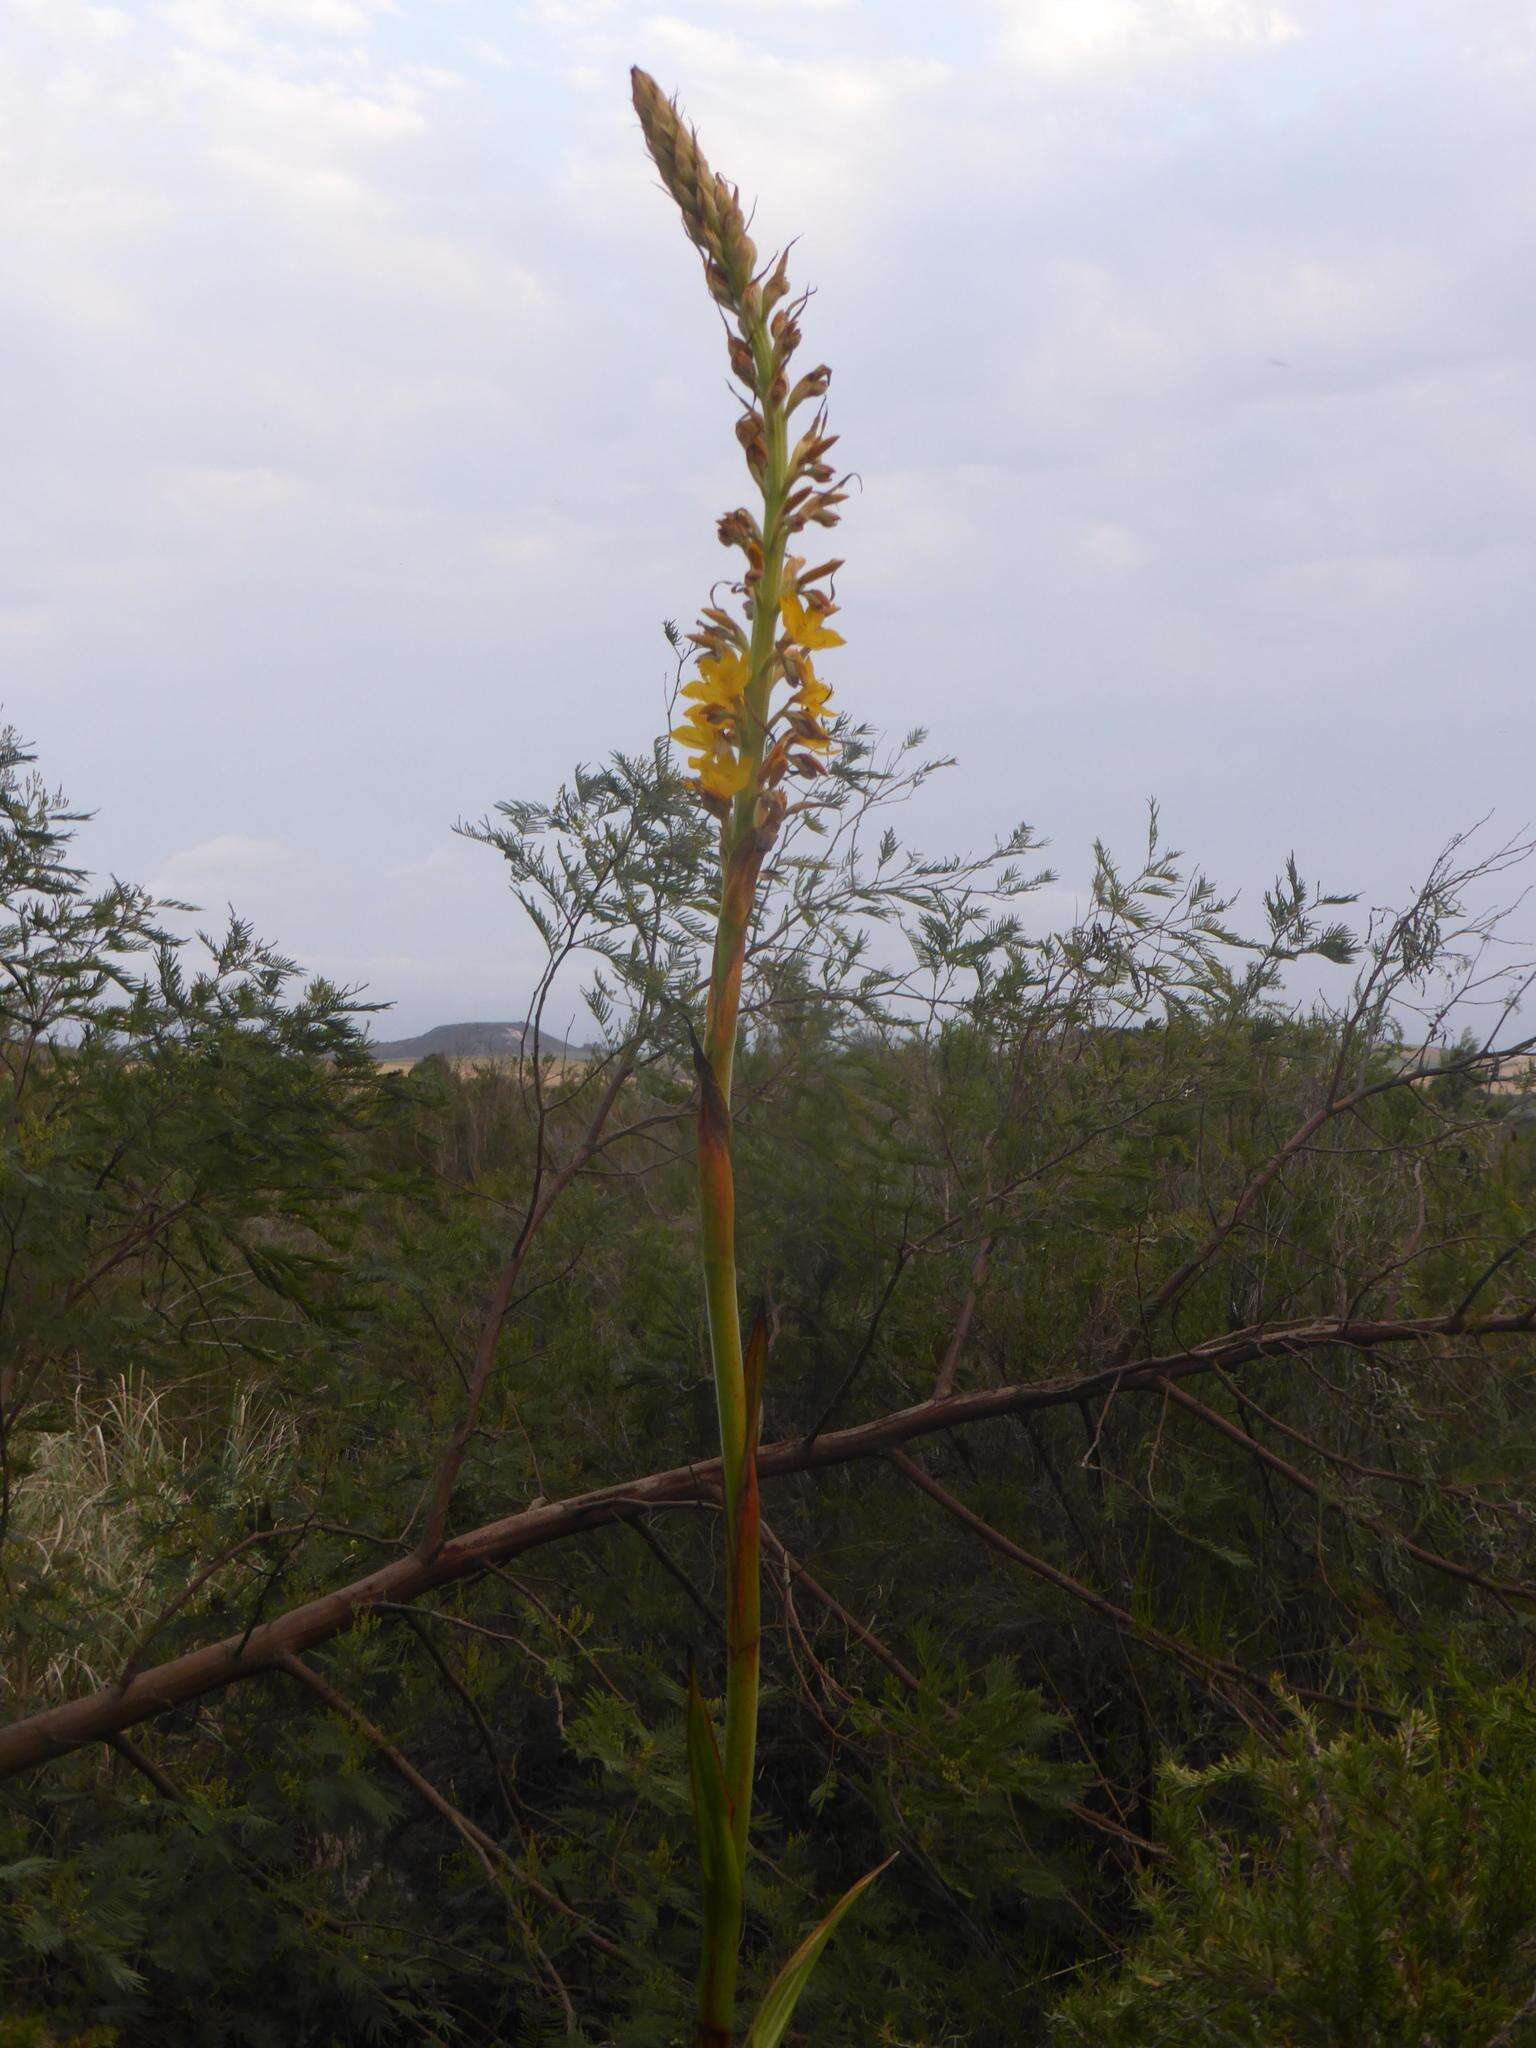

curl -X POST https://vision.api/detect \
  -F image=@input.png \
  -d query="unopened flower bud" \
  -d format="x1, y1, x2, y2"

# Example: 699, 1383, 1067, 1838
798, 558, 843, 587
786, 366, 831, 414
754, 786, 789, 846
761, 250, 791, 312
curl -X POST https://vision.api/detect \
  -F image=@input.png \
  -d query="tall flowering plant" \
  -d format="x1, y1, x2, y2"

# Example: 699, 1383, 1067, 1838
631, 67, 887, 2048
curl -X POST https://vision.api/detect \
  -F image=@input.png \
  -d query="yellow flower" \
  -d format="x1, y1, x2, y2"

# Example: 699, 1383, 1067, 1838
788, 654, 833, 716
671, 706, 731, 749
781, 590, 845, 651
671, 699, 752, 801
683, 649, 749, 708
697, 749, 751, 799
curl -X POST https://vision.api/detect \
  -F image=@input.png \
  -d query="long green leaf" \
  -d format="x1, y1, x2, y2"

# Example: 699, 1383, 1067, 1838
687, 1666, 743, 2038
686, 1664, 739, 1906
742, 1854, 896, 2048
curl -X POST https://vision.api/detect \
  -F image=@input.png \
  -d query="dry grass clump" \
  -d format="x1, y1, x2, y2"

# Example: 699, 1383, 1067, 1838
5, 1378, 295, 1707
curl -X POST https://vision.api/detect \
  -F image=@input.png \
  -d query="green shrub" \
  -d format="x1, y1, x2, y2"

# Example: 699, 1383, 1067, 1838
1054, 1682, 1536, 2047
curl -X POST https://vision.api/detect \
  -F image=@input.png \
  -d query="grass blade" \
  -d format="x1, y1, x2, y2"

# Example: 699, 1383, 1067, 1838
743, 1854, 895, 2048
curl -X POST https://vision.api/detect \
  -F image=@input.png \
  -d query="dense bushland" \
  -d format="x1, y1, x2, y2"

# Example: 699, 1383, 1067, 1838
2, 716, 1535, 2045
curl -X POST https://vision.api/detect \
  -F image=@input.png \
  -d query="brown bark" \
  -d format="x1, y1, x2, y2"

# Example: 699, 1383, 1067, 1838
0, 1304, 1528, 1781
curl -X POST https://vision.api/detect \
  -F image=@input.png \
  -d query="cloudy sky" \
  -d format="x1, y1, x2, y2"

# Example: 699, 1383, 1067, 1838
4, 0, 1533, 1033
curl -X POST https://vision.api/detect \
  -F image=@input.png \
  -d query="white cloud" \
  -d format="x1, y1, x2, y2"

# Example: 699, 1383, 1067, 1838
855, 469, 985, 589
1255, 540, 1531, 617
520, 0, 625, 26
0, 608, 52, 651
1238, 250, 1445, 349
482, 513, 602, 573
210, 64, 428, 147
82, 5, 133, 39
460, 33, 512, 66
994, 0, 1299, 71
995, 241, 1448, 434
1079, 520, 1152, 572
165, 48, 436, 212
1258, 551, 1416, 608
159, 466, 306, 517
152, 835, 297, 903
157, 0, 393, 51
208, 143, 371, 206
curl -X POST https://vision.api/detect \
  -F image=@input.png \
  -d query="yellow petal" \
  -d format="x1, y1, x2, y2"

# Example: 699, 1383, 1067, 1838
682, 676, 737, 710
698, 751, 751, 798
782, 591, 845, 651
694, 650, 748, 700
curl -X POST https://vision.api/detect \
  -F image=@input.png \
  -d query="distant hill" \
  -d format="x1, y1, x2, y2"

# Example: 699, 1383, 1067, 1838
367, 1021, 590, 1066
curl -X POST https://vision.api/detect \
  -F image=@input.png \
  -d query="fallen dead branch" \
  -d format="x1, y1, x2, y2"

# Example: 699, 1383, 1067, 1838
0, 1303, 1529, 1781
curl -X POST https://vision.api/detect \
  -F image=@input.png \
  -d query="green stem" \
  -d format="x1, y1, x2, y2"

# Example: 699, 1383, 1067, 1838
735, 338, 790, 811
698, 836, 763, 1826
693, 861, 752, 2044
692, 338, 788, 2044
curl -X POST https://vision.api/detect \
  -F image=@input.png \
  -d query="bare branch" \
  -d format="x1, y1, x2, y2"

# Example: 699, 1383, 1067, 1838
2, 1302, 1520, 1780
276, 1651, 635, 1967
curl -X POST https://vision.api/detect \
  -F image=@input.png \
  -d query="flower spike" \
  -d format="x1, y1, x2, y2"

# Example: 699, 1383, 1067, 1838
632, 68, 850, 823
633, 71, 883, 2044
